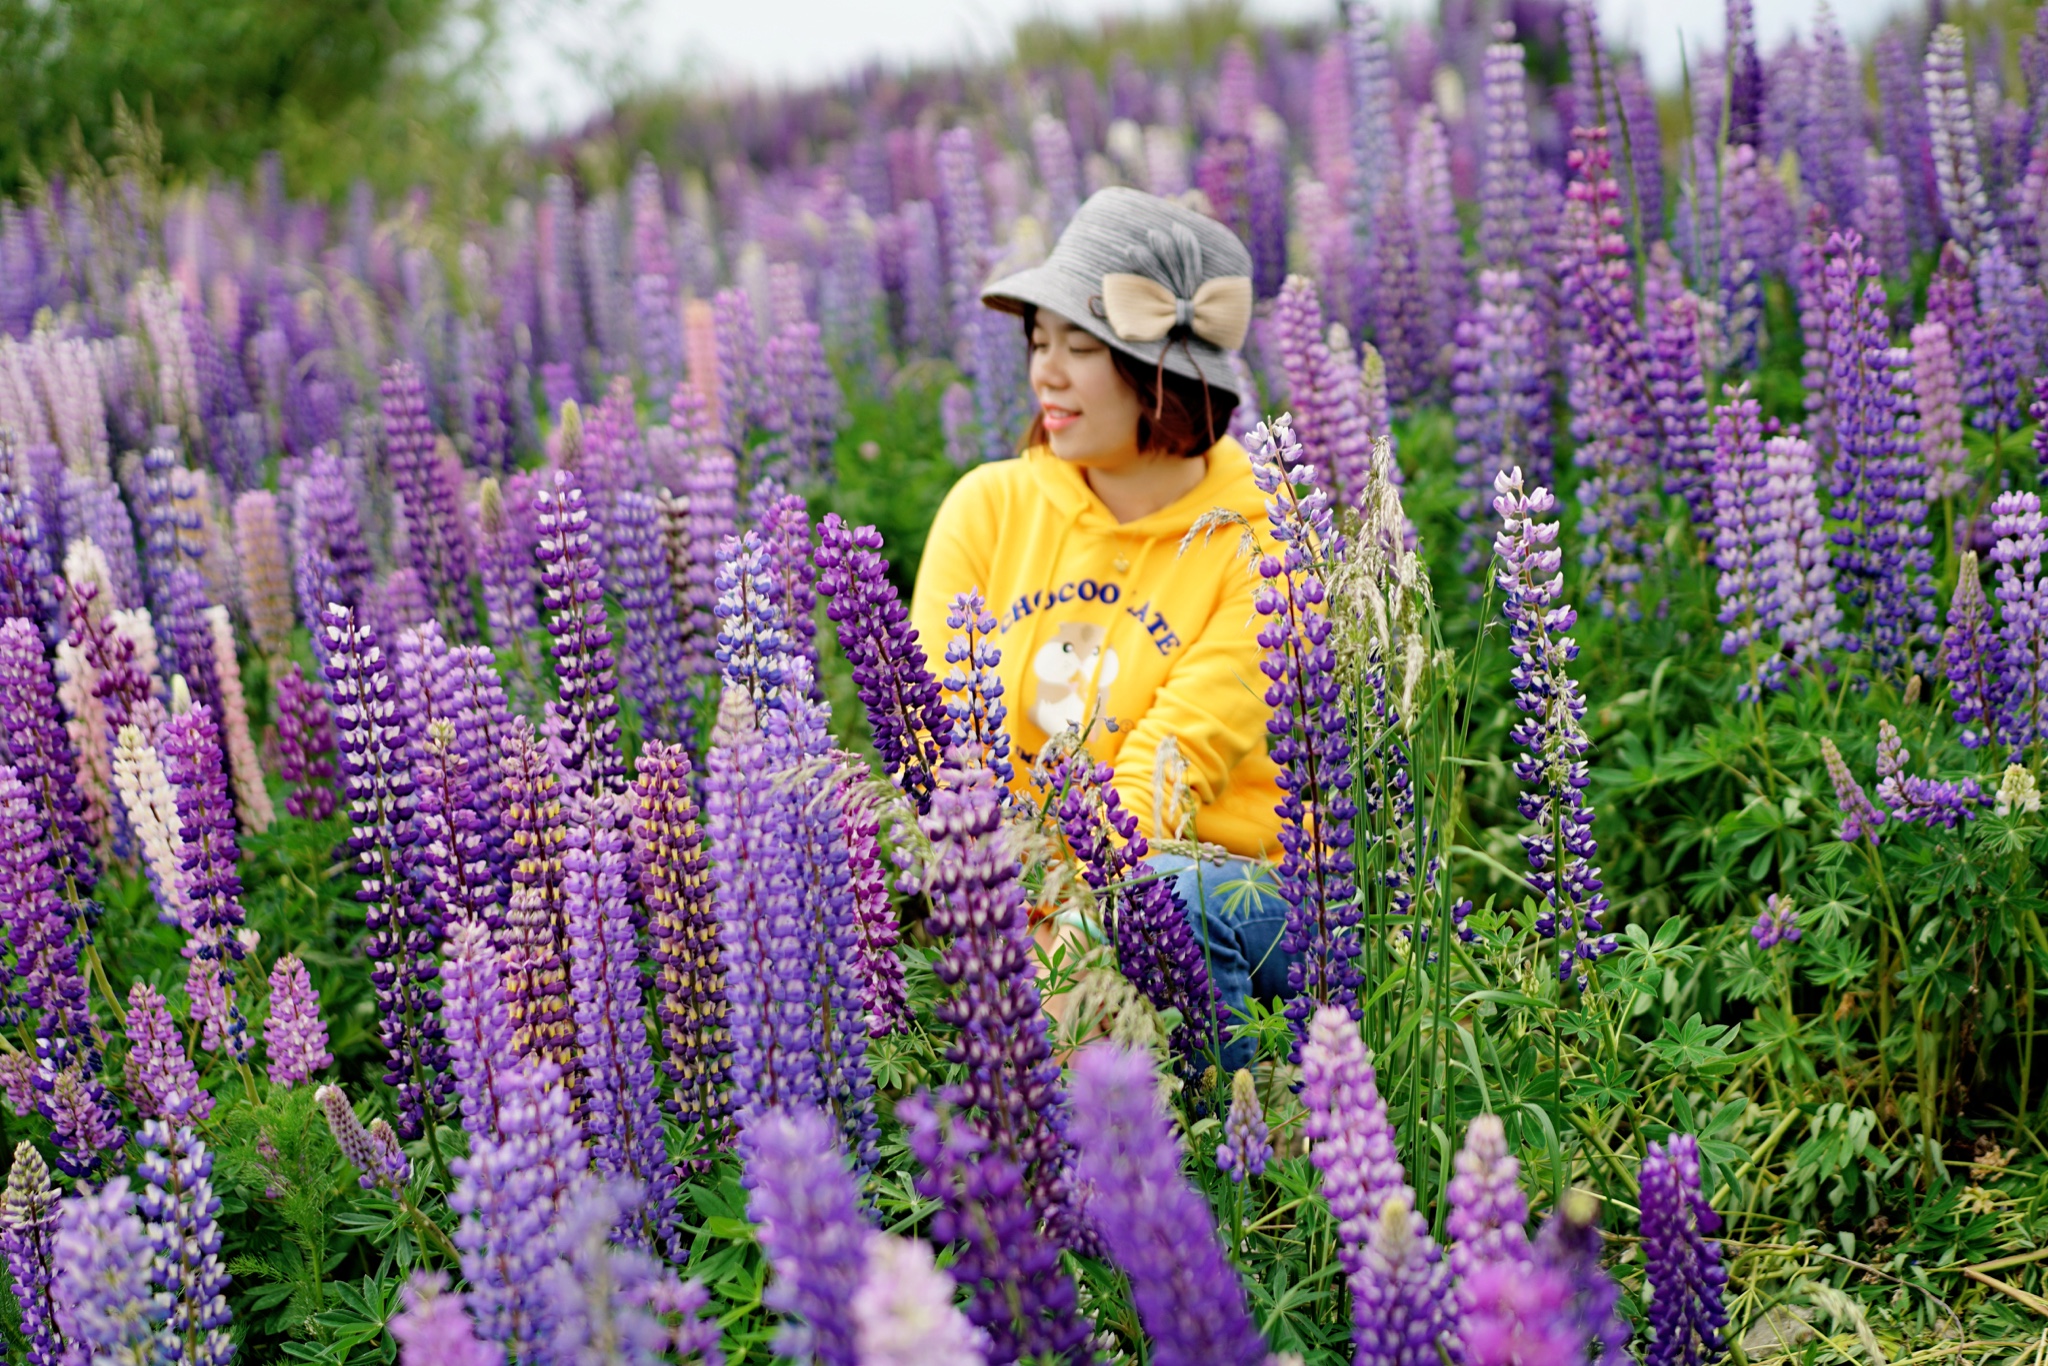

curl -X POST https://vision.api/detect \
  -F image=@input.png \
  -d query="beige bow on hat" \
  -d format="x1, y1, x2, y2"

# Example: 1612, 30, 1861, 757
1099, 272, 1253, 351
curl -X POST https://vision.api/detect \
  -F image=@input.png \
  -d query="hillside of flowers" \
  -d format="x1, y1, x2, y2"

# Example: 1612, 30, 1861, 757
0, 0, 2046, 1360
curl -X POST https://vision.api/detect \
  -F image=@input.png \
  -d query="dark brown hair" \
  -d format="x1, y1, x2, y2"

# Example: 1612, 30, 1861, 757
1018, 305, 1231, 458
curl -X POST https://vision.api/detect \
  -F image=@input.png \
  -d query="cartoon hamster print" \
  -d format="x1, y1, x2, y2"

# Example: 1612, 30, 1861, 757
1031, 621, 1120, 735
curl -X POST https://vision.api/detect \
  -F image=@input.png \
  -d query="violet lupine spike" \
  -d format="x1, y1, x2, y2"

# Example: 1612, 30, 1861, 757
815, 516, 948, 813
537, 1182, 717, 1366
852, 1232, 987, 1366
1944, 555, 2003, 753
1478, 31, 1538, 273
207, 606, 273, 834
1926, 244, 1986, 417
630, 741, 731, 1157
1912, 321, 1970, 500
441, 916, 520, 1143
742, 1104, 869, 1366
1752, 894, 1800, 950
1067, 1043, 1269, 1366
1351, 1192, 1452, 1366
938, 589, 1014, 784
612, 489, 692, 742
316, 1084, 411, 1193
389, 1271, 504, 1366
1459, 1257, 1591, 1366
1559, 129, 1660, 616
0, 615, 94, 886
160, 702, 253, 1062
563, 790, 678, 1257
1925, 25, 1995, 255
1215, 1067, 1271, 1183
112, 720, 189, 925
125, 981, 211, 1122
322, 603, 447, 1139
51, 1176, 164, 1359
1272, 275, 1374, 502
474, 476, 540, 706
631, 157, 684, 404
900, 1092, 1089, 1366
497, 718, 578, 1082
273, 661, 337, 821
1, 1141, 59, 1366
1991, 491, 2048, 755
1052, 750, 1218, 1075
1495, 467, 1616, 989
1819, 230, 1935, 681
1639, 1134, 1730, 1366
534, 471, 626, 798
1452, 268, 1552, 559
137, 1119, 234, 1366
1821, 737, 1885, 844
159, 567, 222, 723
1710, 390, 1773, 689
402, 652, 503, 939
264, 954, 333, 1087
1761, 434, 1845, 689
2034, 381, 2048, 477
757, 491, 822, 685
840, 780, 910, 1038
1446, 1113, 1530, 1283
1647, 290, 1713, 528
1301, 1004, 1413, 1282
1247, 417, 1360, 1046
1873, 719, 1988, 829
451, 1059, 590, 1358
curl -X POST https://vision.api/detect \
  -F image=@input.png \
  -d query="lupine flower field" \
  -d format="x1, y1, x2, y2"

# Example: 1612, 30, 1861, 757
1, 0, 2047, 1360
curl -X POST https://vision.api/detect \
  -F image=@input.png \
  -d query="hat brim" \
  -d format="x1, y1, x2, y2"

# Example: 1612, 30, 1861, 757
980, 267, 1243, 407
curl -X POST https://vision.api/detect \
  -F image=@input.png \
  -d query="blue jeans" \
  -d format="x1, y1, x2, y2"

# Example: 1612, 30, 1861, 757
1148, 853, 1294, 1074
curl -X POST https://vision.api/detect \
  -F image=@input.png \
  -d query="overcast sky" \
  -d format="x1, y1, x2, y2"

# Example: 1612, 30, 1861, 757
486, 0, 1919, 135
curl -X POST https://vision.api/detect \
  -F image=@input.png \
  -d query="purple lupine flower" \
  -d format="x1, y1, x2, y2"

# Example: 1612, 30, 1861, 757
1821, 737, 1885, 844
1272, 275, 1374, 502
159, 567, 223, 723
161, 702, 253, 1061
1856, 152, 1911, 281
264, 954, 333, 1086
1407, 106, 1462, 368
1452, 268, 1551, 557
1052, 750, 1218, 1074
563, 789, 677, 1255
613, 489, 691, 742
937, 129, 1030, 461
474, 476, 539, 705
323, 603, 447, 1138
1818, 231, 1934, 680
1530, 1190, 1630, 1356
1647, 289, 1712, 528
498, 718, 577, 1081
1247, 417, 1360, 1045
125, 981, 210, 1122
742, 1104, 868, 1366
137, 1120, 233, 1366
1944, 551, 2002, 749
1640, 1134, 1729, 1366
538, 1181, 715, 1366
1068, 1043, 1268, 1366
1559, 129, 1660, 616
1751, 894, 1800, 949
852, 1231, 986, 1366
630, 741, 730, 1159
940, 382, 979, 468
390, 1271, 505, 1366
939, 589, 1014, 783
1990, 490, 2048, 753
1925, 25, 1994, 255
1710, 389, 1773, 682
1345, 1, 1397, 315
1460, 1257, 1590, 1366
1359, 178, 1432, 407
1446, 1113, 1530, 1282
815, 516, 948, 812
1802, 6, 1865, 226
51, 1177, 164, 1358
1494, 467, 1615, 988
441, 915, 520, 1143
1926, 244, 1986, 418
537, 176, 587, 376
841, 780, 909, 1037
1912, 321, 1969, 500
1351, 1193, 1451, 1366
581, 376, 648, 543
381, 359, 475, 635
1874, 718, 1987, 828
1301, 1004, 1413, 1281
273, 660, 337, 820
1478, 30, 1538, 272
451, 1059, 589, 1357
675, 393, 738, 677
316, 1083, 411, 1192
0, 615, 94, 884
2035, 380, 2048, 477
629, 157, 683, 402
1, 1141, 59, 1366
1761, 434, 1845, 686
899, 1091, 1088, 1366
534, 471, 626, 798
399, 630, 505, 936
1215, 1067, 1271, 1182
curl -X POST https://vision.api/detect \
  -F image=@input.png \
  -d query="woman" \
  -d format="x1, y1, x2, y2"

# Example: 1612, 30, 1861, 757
910, 187, 1292, 1072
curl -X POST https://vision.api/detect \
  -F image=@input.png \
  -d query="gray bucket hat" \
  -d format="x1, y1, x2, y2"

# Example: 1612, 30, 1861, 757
980, 186, 1252, 405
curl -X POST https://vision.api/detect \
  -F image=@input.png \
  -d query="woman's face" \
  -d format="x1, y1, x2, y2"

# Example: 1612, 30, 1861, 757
1030, 310, 1145, 468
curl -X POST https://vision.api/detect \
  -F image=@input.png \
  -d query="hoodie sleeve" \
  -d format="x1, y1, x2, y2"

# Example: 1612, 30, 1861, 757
1110, 546, 1270, 844
910, 465, 1000, 668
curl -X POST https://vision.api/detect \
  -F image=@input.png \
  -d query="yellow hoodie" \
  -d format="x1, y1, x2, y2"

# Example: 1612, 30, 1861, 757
911, 436, 1282, 859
